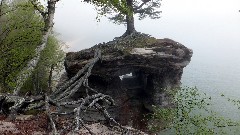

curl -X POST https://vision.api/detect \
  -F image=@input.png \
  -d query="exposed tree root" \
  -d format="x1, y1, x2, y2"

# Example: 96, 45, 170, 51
0, 49, 144, 134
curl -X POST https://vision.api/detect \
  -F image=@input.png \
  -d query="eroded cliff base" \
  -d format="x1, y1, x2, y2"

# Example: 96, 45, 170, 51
60, 33, 193, 130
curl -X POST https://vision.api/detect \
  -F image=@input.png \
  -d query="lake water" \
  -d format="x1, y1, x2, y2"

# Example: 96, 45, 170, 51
54, 0, 240, 122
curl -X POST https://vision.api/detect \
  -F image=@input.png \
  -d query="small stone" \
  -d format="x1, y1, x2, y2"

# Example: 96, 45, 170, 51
15, 115, 33, 121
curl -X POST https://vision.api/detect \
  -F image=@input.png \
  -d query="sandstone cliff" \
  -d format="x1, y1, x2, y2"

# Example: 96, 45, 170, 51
62, 33, 193, 129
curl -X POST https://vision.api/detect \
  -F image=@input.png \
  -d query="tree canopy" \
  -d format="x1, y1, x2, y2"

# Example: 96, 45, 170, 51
86, 0, 162, 35
22, 34, 65, 95
0, 0, 44, 92
0, 0, 65, 95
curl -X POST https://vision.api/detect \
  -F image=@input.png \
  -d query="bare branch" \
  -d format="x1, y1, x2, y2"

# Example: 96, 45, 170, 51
0, 43, 144, 134
133, 0, 151, 11
30, 0, 47, 19
45, 95, 58, 135
53, 49, 101, 101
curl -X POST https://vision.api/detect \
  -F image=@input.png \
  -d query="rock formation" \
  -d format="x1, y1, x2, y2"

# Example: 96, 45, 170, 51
62, 33, 193, 129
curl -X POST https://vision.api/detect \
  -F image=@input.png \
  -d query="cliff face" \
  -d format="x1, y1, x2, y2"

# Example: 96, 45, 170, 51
63, 33, 193, 128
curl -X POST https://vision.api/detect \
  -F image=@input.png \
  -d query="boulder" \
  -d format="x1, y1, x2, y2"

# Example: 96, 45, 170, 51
63, 33, 193, 129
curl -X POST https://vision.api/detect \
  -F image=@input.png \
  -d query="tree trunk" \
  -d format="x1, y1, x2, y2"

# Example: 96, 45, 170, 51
2, 77, 7, 92
36, 71, 40, 93
48, 64, 54, 93
13, 0, 57, 95
126, 14, 135, 35
32, 73, 36, 94
125, 0, 135, 35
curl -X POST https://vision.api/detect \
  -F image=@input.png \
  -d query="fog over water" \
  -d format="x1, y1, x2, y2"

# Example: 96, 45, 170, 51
54, 0, 240, 118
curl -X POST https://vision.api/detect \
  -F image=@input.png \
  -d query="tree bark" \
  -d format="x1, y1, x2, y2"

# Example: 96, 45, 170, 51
13, 0, 57, 95
48, 64, 54, 93
125, 0, 136, 35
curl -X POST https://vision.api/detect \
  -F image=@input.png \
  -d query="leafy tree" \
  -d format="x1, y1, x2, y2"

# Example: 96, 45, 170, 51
148, 87, 240, 135
22, 34, 65, 95
12, 0, 58, 95
1, 0, 129, 94
0, 0, 44, 92
86, 0, 162, 36
0, 0, 65, 95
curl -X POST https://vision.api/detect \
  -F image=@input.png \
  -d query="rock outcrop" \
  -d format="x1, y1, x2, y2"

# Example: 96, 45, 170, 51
62, 33, 193, 129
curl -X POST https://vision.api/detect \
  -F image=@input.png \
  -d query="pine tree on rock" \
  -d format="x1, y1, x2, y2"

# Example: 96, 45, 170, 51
86, 0, 162, 36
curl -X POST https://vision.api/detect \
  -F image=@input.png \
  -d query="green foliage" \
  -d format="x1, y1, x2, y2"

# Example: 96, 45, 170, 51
24, 109, 42, 115
84, 0, 130, 22
0, 0, 44, 92
21, 34, 65, 95
99, 34, 158, 55
85, 0, 129, 14
86, 0, 161, 24
148, 87, 240, 135
221, 94, 240, 110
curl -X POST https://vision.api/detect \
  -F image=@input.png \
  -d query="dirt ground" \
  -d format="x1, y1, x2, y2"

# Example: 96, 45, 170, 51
0, 114, 147, 135
0, 113, 49, 135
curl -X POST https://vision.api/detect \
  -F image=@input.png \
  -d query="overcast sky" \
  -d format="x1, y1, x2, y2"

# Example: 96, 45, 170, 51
53, 0, 240, 51
52, 0, 240, 98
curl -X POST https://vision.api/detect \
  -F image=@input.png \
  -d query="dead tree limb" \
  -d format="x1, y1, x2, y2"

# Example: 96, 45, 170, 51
0, 94, 44, 119
45, 95, 58, 135
53, 49, 101, 101
74, 105, 96, 135
0, 48, 143, 134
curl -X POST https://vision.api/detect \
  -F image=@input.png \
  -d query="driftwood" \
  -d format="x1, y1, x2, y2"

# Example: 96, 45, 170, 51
0, 49, 142, 134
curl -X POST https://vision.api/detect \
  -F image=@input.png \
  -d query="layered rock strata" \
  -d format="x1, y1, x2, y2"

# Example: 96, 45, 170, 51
62, 34, 193, 129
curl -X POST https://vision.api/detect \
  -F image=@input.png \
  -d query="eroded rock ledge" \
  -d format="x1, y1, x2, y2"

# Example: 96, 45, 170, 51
62, 33, 193, 129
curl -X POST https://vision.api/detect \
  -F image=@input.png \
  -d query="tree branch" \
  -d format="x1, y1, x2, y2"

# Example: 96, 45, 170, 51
45, 95, 58, 135
52, 49, 101, 101
30, 0, 47, 19
0, 47, 142, 134
13, 0, 58, 95
133, 0, 151, 11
